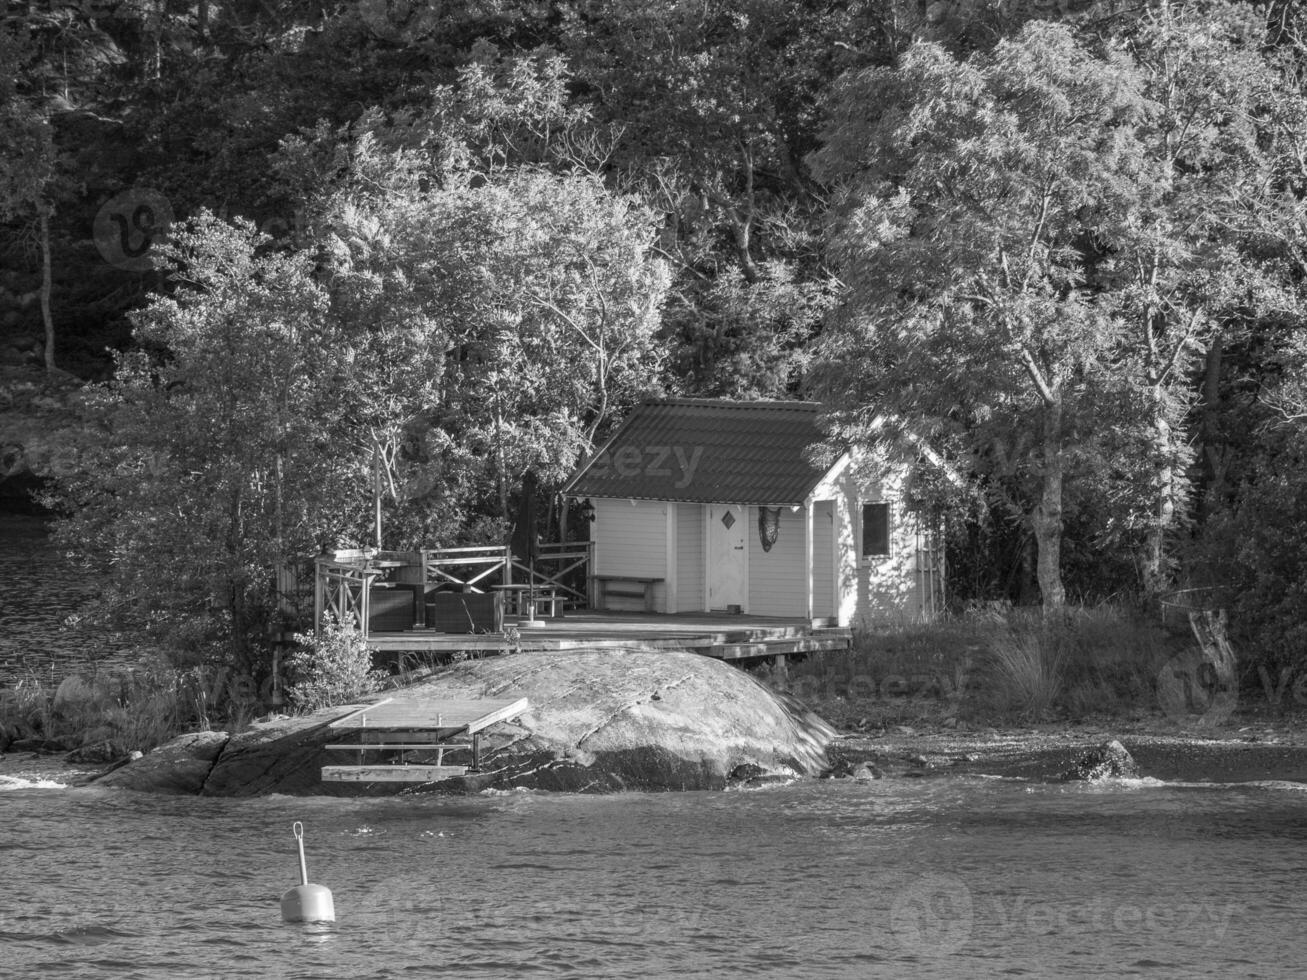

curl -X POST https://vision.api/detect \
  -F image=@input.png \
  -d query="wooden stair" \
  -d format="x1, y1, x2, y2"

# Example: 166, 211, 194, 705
320, 697, 528, 785
322, 765, 468, 783
687, 628, 853, 661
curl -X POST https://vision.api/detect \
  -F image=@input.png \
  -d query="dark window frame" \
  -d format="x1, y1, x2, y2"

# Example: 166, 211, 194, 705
861, 502, 891, 559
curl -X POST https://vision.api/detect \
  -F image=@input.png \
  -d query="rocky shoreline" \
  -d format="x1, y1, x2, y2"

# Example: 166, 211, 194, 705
6, 677, 1307, 792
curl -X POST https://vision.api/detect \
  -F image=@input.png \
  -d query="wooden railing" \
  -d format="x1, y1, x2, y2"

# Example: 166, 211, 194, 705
510, 541, 594, 607
313, 541, 594, 636
313, 557, 378, 633
422, 546, 511, 593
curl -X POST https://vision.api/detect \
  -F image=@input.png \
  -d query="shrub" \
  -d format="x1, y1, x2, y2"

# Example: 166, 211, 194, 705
286, 614, 386, 713
988, 620, 1064, 720
1, 656, 220, 756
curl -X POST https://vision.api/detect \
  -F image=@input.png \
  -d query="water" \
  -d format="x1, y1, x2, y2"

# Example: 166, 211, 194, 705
2, 776, 1305, 978
4, 517, 1307, 977
0, 515, 137, 685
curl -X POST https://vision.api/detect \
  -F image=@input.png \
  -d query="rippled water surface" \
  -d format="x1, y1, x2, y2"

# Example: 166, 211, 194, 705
4, 776, 1307, 979
0, 516, 136, 685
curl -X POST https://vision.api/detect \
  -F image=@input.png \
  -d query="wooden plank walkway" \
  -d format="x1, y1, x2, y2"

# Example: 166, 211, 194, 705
363, 612, 851, 660
321, 696, 529, 785
326, 697, 530, 733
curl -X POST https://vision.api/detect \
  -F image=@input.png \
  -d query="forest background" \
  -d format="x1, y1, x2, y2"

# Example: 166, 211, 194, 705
3, 0, 1307, 701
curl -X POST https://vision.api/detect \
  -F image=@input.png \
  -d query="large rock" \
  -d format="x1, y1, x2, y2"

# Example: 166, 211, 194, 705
1061, 739, 1139, 781
102, 648, 836, 796
94, 731, 229, 794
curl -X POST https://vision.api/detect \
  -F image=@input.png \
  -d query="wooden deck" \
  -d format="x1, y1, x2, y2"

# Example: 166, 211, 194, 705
326, 697, 530, 733
363, 611, 852, 660
321, 696, 530, 784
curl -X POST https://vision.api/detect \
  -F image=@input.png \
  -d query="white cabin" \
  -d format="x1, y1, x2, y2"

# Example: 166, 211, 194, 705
561, 399, 943, 627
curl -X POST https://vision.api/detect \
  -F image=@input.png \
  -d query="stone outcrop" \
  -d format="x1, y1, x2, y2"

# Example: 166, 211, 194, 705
1061, 738, 1139, 781
94, 731, 230, 794
96, 648, 837, 796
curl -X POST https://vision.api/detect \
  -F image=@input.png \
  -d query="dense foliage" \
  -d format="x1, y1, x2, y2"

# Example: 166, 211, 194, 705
4, 0, 1307, 677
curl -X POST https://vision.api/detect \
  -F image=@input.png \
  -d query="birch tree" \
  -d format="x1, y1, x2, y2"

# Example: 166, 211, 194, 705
813, 7, 1297, 606
812, 22, 1149, 608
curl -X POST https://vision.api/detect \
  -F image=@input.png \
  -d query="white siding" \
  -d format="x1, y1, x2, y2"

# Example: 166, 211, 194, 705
811, 449, 944, 627
747, 506, 806, 618
853, 501, 925, 626
591, 498, 669, 611
812, 500, 835, 619
676, 503, 704, 612
586, 446, 942, 625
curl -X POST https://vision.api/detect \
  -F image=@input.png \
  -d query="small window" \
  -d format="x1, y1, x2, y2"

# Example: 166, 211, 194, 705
862, 503, 890, 558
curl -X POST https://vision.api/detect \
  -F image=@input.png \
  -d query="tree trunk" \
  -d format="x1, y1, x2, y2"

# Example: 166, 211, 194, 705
1198, 332, 1224, 522
1141, 384, 1174, 596
494, 397, 509, 531
38, 207, 55, 372
1031, 397, 1066, 610
225, 483, 255, 681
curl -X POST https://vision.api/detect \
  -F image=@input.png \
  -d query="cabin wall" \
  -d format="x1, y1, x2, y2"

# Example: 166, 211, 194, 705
675, 502, 704, 612
591, 497, 669, 611
812, 500, 835, 619
812, 451, 943, 627
853, 503, 929, 626
746, 506, 806, 617
741, 504, 837, 620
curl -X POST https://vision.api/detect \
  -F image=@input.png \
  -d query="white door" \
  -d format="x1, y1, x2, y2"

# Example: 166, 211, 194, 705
708, 504, 747, 610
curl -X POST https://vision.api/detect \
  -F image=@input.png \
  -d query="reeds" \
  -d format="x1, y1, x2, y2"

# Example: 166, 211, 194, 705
780, 604, 1178, 727
0, 658, 220, 756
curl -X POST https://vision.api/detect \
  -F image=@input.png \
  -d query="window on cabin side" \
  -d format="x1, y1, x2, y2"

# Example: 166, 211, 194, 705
861, 503, 890, 558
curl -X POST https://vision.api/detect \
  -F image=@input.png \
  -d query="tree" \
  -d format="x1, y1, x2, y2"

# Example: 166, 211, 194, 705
811, 22, 1154, 608
392, 168, 670, 531
275, 114, 670, 541
562, 0, 887, 395
45, 215, 375, 677
1106, 0, 1289, 593
811, 8, 1300, 607
0, 18, 71, 373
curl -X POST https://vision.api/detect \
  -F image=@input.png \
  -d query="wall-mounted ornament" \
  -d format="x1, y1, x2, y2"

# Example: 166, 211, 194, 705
758, 506, 781, 552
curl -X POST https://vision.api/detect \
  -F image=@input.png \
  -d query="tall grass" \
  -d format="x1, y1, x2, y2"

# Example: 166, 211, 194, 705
988, 622, 1064, 720
0, 658, 220, 757
781, 604, 1180, 727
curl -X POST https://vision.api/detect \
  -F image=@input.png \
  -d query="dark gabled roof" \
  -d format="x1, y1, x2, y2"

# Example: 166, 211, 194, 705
562, 398, 836, 506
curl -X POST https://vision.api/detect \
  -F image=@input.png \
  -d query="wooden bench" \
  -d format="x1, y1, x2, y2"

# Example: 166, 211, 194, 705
591, 575, 663, 613
526, 589, 562, 618
491, 586, 562, 618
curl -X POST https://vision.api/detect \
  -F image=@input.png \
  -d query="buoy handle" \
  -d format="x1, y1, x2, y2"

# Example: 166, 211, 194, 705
292, 821, 308, 886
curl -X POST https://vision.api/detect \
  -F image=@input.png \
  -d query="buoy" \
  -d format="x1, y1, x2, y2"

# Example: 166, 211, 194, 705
280, 821, 335, 923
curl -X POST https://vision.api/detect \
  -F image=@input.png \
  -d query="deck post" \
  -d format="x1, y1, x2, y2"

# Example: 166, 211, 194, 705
313, 556, 325, 637
664, 502, 677, 614
804, 499, 814, 623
